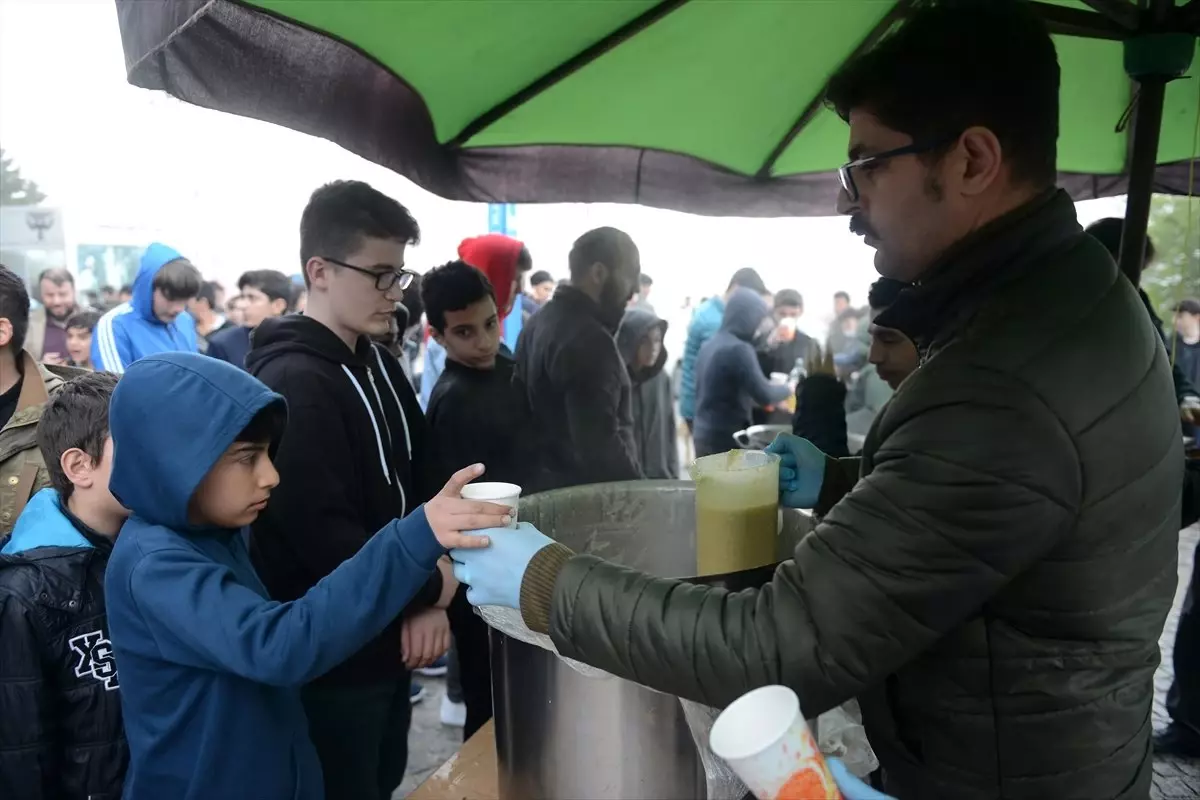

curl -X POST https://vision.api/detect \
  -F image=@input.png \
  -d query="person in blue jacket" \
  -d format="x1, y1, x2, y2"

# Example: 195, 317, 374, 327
678, 268, 769, 429
102, 352, 510, 800
91, 243, 202, 373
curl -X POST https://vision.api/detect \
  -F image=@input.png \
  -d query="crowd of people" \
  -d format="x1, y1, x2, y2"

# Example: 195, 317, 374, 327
1, 1, 1198, 799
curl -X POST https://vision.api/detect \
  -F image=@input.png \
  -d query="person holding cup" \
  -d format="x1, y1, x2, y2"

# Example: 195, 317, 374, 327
450, 4, 1181, 797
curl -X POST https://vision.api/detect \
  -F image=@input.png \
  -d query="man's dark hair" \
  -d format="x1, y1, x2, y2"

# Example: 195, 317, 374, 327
299, 180, 421, 287
1085, 217, 1156, 267
118, 284, 132, 296
639, 273, 654, 288
529, 270, 553, 287
775, 289, 803, 309
194, 280, 221, 311
100, 284, 114, 294
728, 267, 768, 296
868, 278, 909, 310
37, 372, 119, 500
153, 259, 203, 301
569, 227, 634, 280
421, 260, 497, 333
66, 309, 102, 333
834, 291, 851, 304
516, 246, 533, 273
399, 273, 424, 328
0, 264, 30, 353
1177, 299, 1200, 317
238, 269, 294, 308
37, 267, 74, 287
826, 0, 1059, 188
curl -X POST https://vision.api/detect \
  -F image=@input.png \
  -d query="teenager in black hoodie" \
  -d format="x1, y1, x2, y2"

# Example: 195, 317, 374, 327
246, 181, 455, 800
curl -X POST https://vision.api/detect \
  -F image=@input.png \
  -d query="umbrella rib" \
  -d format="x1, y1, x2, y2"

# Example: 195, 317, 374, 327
449, 0, 691, 147
754, 0, 917, 181
1077, 0, 1139, 30
1027, 3, 1129, 39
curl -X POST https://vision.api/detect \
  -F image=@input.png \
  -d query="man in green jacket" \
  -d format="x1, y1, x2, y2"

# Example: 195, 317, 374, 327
452, 2, 1181, 797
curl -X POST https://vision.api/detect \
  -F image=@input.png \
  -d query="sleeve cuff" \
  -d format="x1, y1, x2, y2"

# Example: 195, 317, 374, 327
519, 542, 574, 634
394, 505, 444, 571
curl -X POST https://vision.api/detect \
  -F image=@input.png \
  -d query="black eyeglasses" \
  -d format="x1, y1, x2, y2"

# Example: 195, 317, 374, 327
321, 256, 416, 292
838, 135, 959, 203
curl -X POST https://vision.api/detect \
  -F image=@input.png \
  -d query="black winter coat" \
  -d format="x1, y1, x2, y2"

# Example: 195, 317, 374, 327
514, 286, 640, 491
246, 314, 445, 686
0, 494, 127, 799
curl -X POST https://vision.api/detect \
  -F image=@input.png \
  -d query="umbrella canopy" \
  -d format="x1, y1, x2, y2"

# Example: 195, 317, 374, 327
116, 0, 1199, 217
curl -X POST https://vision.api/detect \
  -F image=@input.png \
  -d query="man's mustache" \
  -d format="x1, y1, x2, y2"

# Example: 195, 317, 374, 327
850, 216, 877, 239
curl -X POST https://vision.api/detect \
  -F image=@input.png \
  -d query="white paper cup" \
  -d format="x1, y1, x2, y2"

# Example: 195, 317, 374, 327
709, 685, 839, 799
460, 482, 521, 529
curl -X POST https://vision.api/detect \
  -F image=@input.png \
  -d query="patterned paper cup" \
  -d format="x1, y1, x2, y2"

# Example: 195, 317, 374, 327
710, 685, 840, 800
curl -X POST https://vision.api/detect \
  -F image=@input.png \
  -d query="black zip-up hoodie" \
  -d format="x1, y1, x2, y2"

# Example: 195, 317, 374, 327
246, 314, 446, 686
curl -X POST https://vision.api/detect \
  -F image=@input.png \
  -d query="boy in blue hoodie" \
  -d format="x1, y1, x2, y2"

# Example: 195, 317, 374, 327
0, 372, 128, 799
91, 243, 202, 373
103, 352, 511, 800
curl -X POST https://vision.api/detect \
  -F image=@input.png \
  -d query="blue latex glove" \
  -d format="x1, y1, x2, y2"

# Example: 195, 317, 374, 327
828, 759, 893, 800
764, 433, 826, 509
450, 522, 555, 608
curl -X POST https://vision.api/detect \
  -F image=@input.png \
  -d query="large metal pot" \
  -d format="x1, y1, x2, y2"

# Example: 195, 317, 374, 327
491, 480, 813, 800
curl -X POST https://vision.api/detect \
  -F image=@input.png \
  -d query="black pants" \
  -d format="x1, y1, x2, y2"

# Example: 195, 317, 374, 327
301, 676, 412, 800
449, 587, 494, 741
1168, 542, 1200, 737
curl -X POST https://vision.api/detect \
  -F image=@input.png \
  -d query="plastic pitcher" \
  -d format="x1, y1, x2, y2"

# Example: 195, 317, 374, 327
688, 450, 781, 576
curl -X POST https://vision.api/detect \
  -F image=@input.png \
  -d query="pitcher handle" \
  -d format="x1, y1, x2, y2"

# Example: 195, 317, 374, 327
733, 429, 752, 448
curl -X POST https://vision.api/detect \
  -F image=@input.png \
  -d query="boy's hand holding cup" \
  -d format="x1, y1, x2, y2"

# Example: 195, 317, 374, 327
425, 464, 513, 550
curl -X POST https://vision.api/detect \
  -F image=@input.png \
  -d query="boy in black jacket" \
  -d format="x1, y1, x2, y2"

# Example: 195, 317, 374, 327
0, 372, 128, 798
247, 181, 456, 800
422, 260, 531, 739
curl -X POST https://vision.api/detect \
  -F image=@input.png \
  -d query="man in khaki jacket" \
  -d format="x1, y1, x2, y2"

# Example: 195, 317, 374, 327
0, 265, 83, 535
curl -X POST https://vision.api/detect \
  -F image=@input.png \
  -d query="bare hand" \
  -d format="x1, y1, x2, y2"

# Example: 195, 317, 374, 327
434, 557, 459, 609
1182, 397, 1200, 425
401, 607, 451, 670
42, 352, 66, 366
808, 340, 836, 377
425, 464, 512, 550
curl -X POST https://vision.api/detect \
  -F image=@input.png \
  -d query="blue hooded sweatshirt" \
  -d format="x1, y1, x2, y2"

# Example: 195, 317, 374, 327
103, 352, 444, 800
91, 243, 198, 373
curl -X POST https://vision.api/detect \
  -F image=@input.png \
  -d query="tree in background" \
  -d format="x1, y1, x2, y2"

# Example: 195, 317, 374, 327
1142, 194, 1200, 319
0, 148, 47, 205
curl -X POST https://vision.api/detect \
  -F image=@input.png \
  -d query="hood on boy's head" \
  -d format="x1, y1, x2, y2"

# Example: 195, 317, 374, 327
132, 242, 185, 323
619, 309, 667, 371
458, 234, 525, 323
721, 287, 770, 342
109, 352, 285, 529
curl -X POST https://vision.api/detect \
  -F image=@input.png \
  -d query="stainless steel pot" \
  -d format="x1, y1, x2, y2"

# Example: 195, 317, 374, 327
732, 424, 791, 450
491, 480, 813, 800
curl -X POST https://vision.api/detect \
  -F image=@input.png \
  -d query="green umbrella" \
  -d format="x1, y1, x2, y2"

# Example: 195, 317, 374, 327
115, 0, 1197, 220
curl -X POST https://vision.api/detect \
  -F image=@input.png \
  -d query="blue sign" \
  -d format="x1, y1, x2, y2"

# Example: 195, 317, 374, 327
487, 203, 522, 350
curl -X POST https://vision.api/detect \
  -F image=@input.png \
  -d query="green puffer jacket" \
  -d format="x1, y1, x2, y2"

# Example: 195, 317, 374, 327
522, 192, 1180, 799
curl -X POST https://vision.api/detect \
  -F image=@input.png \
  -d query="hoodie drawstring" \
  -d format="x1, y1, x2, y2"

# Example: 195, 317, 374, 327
373, 346, 412, 460
339, 365, 392, 487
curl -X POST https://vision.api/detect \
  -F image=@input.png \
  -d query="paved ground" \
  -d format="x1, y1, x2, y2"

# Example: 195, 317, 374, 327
396, 528, 1200, 798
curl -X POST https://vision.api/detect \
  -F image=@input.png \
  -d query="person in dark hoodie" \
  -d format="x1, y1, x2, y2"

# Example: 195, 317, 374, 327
103, 352, 508, 800
246, 181, 457, 799
617, 308, 678, 479
207, 269, 294, 369
0, 372, 128, 799
422, 259, 530, 739
91, 243, 201, 373
516, 227, 643, 491
692, 287, 792, 457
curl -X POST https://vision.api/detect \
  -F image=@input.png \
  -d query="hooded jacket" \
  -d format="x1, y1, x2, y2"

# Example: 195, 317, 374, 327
245, 314, 445, 686
458, 234, 524, 323
678, 295, 725, 421
91, 243, 198, 373
514, 285, 641, 491
104, 353, 444, 800
692, 289, 791, 454
0, 489, 127, 800
616, 309, 678, 479
520, 191, 1180, 799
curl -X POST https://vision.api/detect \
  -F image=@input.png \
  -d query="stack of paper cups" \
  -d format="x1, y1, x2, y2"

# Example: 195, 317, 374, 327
460, 482, 521, 529
709, 685, 841, 800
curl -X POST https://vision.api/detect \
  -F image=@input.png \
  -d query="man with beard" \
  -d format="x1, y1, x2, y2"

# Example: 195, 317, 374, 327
26, 268, 90, 365
449, 2, 1181, 797
515, 227, 642, 491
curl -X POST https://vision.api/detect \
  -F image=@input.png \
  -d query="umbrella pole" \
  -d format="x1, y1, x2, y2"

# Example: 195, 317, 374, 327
1117, 76, 1166, 286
